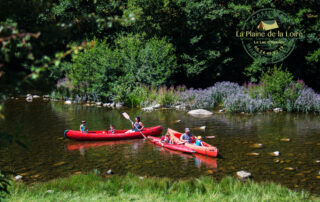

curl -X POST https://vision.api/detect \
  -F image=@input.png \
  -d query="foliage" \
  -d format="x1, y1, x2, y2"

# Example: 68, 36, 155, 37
224, 93, 273, 113
6, 173, 316, 201
58, 35, 176, 102
260, 66, 294, 108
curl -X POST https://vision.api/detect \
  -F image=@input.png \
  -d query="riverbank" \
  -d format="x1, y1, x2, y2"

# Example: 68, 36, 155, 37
5, 173, 317, 201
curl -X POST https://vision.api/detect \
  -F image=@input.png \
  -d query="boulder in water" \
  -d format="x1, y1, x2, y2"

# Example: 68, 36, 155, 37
188, 109, 213, 117
14, 175, 23, 181
64, 100, 72, 104
273, 108, 283, 112
270, 151, 280, 156
236, 171, 252, 180
142, 107, 153, 112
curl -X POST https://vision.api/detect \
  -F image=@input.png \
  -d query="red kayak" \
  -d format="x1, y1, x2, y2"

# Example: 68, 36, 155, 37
148, 136, 195, 153
168, 128, 218, 157
64, 126, 163, 141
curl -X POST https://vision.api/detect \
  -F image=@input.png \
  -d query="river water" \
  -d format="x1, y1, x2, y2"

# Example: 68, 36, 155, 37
0, 99, 319, 194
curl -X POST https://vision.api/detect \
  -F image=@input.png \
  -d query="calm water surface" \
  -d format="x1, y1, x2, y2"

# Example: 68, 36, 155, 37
0, 99, 319, 194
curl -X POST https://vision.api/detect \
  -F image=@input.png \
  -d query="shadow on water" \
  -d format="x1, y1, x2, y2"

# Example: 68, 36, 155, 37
0, 99, 319, 195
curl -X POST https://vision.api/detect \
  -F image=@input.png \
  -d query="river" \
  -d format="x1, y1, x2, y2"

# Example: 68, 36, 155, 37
0, 99, 319, 195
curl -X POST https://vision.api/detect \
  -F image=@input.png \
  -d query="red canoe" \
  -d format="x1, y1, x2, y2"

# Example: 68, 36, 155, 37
64, 126, 163, 141
148, 136, 195, 153
168, 128, 218, 157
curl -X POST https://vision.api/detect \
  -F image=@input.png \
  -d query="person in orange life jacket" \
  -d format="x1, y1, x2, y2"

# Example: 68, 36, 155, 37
80, 121, 88, 133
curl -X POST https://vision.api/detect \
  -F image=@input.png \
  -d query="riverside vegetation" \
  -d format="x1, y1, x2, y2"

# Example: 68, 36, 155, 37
52, 66, 320, 114
4, 173, 318, 201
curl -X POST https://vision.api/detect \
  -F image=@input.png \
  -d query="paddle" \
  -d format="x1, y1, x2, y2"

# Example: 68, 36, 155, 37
122, 112, 146, 139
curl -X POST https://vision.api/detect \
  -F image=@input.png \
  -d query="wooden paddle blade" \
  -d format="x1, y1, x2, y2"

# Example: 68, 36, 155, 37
122, 112, 130, 120
206, 136, 216, 138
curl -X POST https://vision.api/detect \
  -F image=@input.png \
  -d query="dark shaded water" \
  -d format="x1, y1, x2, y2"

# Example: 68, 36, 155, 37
0, 99, 320, 195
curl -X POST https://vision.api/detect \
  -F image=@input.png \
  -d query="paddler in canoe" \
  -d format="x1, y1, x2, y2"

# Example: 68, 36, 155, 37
125, 116, 145, 133
180, 128, 194, 143
80, 121, 88, 133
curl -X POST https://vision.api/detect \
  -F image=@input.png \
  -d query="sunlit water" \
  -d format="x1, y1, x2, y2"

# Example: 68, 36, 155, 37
0, 99, 319, 194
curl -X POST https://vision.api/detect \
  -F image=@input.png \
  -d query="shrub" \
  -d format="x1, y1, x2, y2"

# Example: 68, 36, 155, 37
260, 66, 294, 108
294, 87, 319, 112
157, 86, 178, 107
224, 93, 272, 113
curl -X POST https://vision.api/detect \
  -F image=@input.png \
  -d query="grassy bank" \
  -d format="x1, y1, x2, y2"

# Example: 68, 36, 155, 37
4, 173, 317, 201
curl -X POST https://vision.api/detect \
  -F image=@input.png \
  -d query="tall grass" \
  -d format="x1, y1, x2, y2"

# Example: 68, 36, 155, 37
6, 173, 315, 202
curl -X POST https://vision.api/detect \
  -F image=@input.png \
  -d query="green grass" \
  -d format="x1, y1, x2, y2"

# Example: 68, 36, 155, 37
4, 173, 318, 202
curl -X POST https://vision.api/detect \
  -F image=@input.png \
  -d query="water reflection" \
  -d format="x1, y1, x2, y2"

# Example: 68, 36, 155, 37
0, 100, 319, 195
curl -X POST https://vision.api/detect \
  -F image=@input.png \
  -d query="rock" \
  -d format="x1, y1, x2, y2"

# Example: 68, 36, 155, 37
103, 103, 109, 107
219, 109, 225, 113
273, 159, 280, 163
106, 169, 113, 175
250, 143, 263, 149
241, 112, 245, 114
43, 95, 50, 98
270, 151, 280, 157
284, 167, 295, 171
246, 152, 260, 156
26, 94, 32, 97
315, 160, 320, 164
280, 138, 291, 142
14, 175, 23, 181
115, 103, 124, 108
273, 108, 283, 112
46, 190, 54, 194
64, 100, 72, 104
26, 96, 33, 102
175, 120, 182, 123
152, 104, 161, 109
175, 105, 185, 110
139, 176, 144, 180
32, 95, 40, 98
142, 107, 153, 112
96, 102, 102, 106
199, 126, 206, 131
236, 171, 252, 180
188, 109, 213, 117
54, 161, 66, 166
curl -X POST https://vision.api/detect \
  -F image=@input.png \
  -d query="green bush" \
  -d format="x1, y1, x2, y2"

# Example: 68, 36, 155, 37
260, 66, 294, 108
157, 86, 178, 107
54, 34, 177, 102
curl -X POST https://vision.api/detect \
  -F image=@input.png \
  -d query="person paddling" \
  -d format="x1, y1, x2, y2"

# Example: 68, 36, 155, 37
180, 128, 193, 143
80, 121, 88, 133
132, 116, 144, 132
